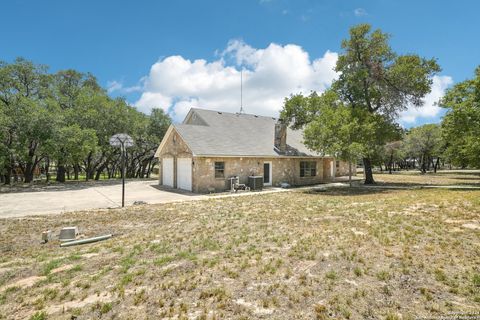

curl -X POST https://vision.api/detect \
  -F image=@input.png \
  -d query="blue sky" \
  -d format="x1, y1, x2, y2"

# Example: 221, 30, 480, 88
1, 0, 479, 126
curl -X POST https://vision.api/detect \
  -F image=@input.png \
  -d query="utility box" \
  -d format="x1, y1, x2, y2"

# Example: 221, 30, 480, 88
248, 176, 263, 191
59, 227, 79, 242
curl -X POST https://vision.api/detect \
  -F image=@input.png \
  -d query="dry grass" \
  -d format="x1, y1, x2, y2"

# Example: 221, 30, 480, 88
373, 170, 480, 187
0, 173, 480, 319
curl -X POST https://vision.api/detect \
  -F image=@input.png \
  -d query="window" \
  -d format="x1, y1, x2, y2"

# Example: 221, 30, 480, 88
300, 161, 316, 177
215, 162, 225, 178
336, 160, 339, 168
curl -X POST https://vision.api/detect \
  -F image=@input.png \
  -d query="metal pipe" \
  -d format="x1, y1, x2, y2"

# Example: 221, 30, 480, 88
121, 143, 125, 207
60, 234, 113, 247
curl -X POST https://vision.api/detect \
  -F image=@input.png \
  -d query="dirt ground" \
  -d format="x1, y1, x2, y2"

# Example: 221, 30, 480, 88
0, 172, 479, 319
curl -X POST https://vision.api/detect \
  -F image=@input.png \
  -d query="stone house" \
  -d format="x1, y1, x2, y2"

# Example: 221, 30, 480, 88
154, 108, 354, 193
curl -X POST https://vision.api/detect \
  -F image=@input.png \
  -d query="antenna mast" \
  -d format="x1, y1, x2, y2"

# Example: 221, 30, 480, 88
239, 69, 244, 114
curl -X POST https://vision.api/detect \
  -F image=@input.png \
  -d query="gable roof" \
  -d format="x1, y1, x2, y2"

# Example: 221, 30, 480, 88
158, 108, 321, 157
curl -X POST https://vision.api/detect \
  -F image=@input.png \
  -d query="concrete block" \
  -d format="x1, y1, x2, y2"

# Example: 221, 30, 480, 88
42, 230, 53, 243
59, 226, 79, 242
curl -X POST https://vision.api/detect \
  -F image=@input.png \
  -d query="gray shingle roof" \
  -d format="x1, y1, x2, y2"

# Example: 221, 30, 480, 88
173, 108, 321, 157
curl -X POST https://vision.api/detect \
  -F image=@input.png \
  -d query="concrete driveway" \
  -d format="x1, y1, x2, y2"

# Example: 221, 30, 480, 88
0, 180, 205, 218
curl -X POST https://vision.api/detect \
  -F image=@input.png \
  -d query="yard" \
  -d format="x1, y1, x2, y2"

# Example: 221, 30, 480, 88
0, 172, 479, 319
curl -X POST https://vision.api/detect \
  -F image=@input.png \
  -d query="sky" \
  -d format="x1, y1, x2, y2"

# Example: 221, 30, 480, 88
1, 0, 479, 127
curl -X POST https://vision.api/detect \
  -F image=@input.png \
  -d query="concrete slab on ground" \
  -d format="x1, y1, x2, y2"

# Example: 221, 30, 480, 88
0, 180, 205, 218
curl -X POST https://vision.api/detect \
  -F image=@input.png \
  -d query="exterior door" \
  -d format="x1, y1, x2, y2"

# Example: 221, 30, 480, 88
176, 158, 192, 191
263, 161, 272, 186
162, 157, 174, 187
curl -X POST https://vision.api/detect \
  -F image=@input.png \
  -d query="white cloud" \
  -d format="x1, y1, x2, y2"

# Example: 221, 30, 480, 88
135, 40, 339, 121
107, 80, 142, 94
133, 40, 452, 126
400, 75, 453, 124
107, 80, 123, 93
354, 8, 368, 17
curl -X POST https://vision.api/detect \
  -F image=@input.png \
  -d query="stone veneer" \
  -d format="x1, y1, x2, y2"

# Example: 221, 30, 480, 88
157, 127, 354, 193
191, 156, 333, 193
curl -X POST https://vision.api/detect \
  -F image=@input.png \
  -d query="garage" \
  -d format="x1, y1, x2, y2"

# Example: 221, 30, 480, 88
176, 157, 192, 191
162, 157, 174, 187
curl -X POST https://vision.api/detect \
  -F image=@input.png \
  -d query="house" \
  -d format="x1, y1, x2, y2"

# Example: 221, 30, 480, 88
154, 108, 354, 193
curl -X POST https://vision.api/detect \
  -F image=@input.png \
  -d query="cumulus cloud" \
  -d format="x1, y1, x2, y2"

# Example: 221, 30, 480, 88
131, 40, 452, 126
107, 80, 123, 94
107, 80, 142, 94
354, 8, 368, 17
399, 75, 453, 124
135, 40, 339, 121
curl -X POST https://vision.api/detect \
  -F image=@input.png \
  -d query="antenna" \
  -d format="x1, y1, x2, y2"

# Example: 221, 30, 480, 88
239, 68, 244, 114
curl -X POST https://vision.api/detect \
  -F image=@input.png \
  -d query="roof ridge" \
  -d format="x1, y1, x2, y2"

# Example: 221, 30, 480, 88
191, 107, 278, 120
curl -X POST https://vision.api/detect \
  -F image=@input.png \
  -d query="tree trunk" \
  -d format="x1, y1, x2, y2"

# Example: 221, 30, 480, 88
74, 164, 79, 180
94, 164, 107, 181
3, 173, 10, 185
434, 157, 440, 173
389, 153, 393, 174
45, 158, 50, 182
56, 164, 66, 183
363, 157, 375, 184
348, 160, 352, 187
421, 155, 427, 173
24, 162, 34, 183
3, 161, 12, 185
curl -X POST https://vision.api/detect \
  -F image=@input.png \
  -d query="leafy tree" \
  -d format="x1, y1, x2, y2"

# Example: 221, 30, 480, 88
440, 66, 480, 168
46, 125, 98, 182
331, 24, 440, 183
282, 24, 438, 183
383, 140, 405, 173
282, 91, 362, 181
404, 124, 442, 173
0, 58, 57, 183
0, 58, 172, 184
125, 108, 171, 178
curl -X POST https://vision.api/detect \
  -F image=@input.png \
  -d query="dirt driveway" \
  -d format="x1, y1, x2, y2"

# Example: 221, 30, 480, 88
0, 180, 204, 218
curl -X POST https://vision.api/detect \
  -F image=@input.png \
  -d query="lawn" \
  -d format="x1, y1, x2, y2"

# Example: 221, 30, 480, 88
0, 174, 479, 319
371, 170, 480, 187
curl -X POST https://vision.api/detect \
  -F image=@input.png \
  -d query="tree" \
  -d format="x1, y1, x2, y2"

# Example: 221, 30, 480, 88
282, 90, 382, 184
47, 125, 98, 182
0, 108, 7, 183
383, 140, 405, 173
440, 66, 480, 168
282, 24, 439, 184
0, 58, 172, 184
0, 58, 57, 183
404, 124, 442, 173
331, 24, 440, 183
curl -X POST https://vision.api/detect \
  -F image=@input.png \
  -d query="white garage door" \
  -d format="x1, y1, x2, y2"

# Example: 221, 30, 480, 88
176, 158, 192, 191
162, 158, 174, 187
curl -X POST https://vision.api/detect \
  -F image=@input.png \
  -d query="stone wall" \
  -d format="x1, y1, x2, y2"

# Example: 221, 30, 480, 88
192, 156, 331, 193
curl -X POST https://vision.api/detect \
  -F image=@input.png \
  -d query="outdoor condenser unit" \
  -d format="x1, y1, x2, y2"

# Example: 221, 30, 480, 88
248, 176, 263, 190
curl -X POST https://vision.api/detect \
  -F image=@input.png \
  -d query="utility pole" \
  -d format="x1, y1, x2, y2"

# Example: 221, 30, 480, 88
121, 142, 125, 207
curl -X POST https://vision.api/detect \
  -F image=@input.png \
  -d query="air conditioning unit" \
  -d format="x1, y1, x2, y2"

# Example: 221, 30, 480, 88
248, 176, 263, 191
